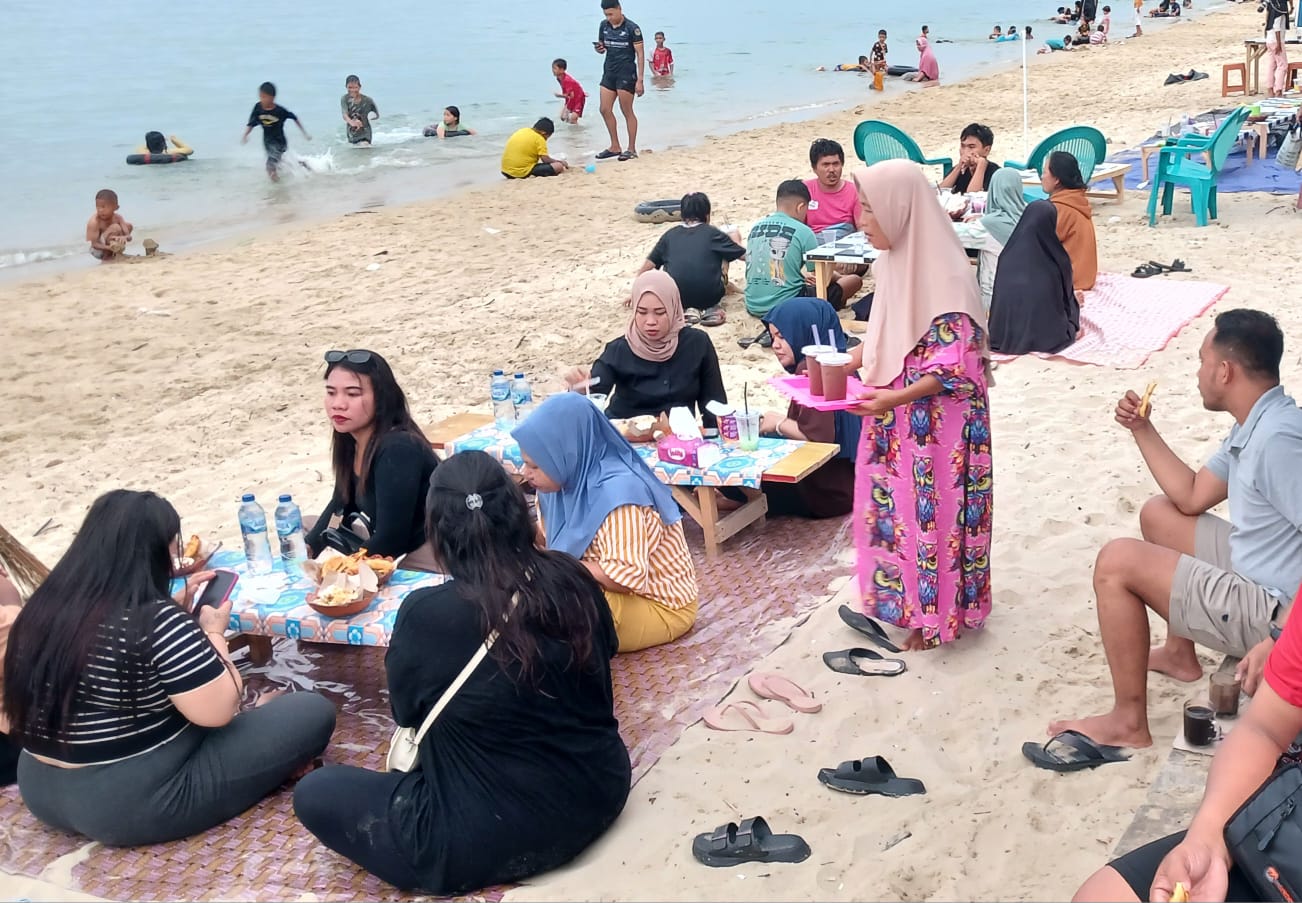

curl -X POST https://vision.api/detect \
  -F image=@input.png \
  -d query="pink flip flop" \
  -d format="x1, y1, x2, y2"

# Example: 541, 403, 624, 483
702, 700, 794, 735
747, 672, 823, 713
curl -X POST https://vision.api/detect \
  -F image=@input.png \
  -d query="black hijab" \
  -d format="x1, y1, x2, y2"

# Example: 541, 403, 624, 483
988, 200, 1079, 355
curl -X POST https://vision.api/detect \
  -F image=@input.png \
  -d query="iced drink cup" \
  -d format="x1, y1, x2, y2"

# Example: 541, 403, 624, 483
801, 345, 835, 396
818, 352, 853, 402
737, 411, 761, 451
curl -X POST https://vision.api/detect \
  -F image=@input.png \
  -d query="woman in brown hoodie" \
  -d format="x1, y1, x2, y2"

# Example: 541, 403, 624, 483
1041, 150, 1098, 292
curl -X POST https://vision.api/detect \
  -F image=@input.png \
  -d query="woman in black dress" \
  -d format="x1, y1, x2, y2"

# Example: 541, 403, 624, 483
987, 200, 1080, 355
293, 451, 631, 895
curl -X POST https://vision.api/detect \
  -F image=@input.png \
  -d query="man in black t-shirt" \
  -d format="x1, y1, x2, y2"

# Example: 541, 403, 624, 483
594, 0, 645, 162
240, 81, 312, 181
937, 122, 1000, 195
636, 192, 746, 313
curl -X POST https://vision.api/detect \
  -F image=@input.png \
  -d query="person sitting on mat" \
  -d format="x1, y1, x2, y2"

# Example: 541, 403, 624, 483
1042, 150, 1097, 293
1046, 311, 1302, 751
515, 392, 699, 654
3, 489, 336, 846
303, 349, 440, 568
632, 192, 745, 320
755, 297, 857, 518
500, 118, 567, 179
567, 270, 727, 428
971, 168, 1028, 313
294, 451, 630, 895
987, 200, 1079, 355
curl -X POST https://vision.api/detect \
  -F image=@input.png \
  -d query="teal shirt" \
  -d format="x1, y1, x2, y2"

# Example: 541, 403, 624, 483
1046, 37, 1066, 50
744, 212, 818, 317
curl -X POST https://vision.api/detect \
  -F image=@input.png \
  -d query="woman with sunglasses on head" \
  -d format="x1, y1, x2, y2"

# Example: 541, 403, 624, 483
294, 451, 630, 895
303, 350, 440, 568
4, 490, 336, 846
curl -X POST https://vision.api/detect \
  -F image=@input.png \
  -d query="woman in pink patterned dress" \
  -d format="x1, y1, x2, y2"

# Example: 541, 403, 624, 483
847, 160, 993, 650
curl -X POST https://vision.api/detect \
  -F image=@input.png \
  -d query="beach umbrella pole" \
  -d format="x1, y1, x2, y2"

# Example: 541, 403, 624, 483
1022, 34, 1029, 158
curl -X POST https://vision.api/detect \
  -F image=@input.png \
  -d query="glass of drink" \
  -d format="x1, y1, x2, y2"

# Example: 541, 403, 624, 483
1209, 671, 1242, 717
737, 411, 761, 451
802, 345, 835, 396
1182, 699, 1218, 747
817, 352, 853, 402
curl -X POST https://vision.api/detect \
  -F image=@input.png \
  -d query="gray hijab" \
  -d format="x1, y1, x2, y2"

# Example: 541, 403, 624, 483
980, 168, 1029, 246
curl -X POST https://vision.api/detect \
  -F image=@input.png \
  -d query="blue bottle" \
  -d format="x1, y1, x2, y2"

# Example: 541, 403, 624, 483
274, 494, 308, 574
511, 372, 535, 422
491, 369, 515, 429
238, 493, 274, 575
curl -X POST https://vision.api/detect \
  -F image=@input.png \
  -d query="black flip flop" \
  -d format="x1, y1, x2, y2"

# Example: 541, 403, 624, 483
618, 150, 639, 161
691, 816, 811, 867
837, 604, 902, 653
823, 647, 907, 677
1150, 258, 1191, 273
700, 306, 727, 327
595, 149, 621, 160
738, 328, 770, 350
817, 756, 926, 797
1133, 262, 1165, 278
1021, 729, 1131, 772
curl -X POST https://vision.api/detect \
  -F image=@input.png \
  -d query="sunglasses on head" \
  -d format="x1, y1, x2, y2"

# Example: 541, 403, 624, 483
324, 350, 373, 364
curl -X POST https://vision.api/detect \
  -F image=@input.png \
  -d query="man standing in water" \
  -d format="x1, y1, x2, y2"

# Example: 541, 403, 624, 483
594, 0, 645, 162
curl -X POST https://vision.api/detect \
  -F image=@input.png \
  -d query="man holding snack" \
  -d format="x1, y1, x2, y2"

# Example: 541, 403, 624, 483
1048, 310, 1302, 751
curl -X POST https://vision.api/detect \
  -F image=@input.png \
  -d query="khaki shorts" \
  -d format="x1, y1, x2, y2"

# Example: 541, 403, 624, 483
1169, 514, 1277, 658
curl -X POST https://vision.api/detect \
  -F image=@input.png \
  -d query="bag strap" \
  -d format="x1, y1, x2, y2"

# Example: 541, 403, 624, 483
408, 592, 516, 748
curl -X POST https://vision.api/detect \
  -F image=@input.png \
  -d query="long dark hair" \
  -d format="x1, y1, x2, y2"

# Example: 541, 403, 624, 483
327, 350, 427, 505
3, 490, 179, 745
1047, 150, 1087, 190
426, 451, 603, 681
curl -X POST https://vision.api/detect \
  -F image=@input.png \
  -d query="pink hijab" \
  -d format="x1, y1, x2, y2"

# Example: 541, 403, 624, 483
916, 37, 939, 80
627, 270, 687, 363
852, 160, 988, 388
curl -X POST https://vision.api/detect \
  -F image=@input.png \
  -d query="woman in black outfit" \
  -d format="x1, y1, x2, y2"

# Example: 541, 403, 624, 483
294, 451, 631, 895
987, 200, 1080, 355
303, 350, 438, 565
568, 270, 727, 427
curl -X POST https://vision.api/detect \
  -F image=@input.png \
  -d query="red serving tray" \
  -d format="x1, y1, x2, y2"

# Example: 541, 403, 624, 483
768, 374, 868, 412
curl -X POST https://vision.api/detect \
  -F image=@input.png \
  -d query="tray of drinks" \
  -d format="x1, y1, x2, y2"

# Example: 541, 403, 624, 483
768, 374, 868, 412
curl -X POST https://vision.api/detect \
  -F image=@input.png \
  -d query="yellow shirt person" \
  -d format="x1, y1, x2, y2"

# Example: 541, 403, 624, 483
500, 118, 568, 179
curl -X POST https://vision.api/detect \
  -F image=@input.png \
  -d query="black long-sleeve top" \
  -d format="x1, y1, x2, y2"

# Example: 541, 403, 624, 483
591, 327, 727, 428
304, 430, 438, 559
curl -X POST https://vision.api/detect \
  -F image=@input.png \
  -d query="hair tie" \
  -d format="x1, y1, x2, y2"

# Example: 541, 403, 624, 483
465, 493, 484, 511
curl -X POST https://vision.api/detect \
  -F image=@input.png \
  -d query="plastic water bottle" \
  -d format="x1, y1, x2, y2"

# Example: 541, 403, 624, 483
491, 369, 515, 429
511, 372, 535, 422
238, 493, 274, 576
274, 494, 308, 574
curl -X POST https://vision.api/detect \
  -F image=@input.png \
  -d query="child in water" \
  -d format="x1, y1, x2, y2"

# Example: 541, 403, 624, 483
871, 30, 889, 71
241, 81, 311, 181
85, 189, 132, 261
989, 25, 1003, 38
424, 106, 476, 138
651, 31, 674, 75
818, 55, 871, 71
552, 59, 587, 124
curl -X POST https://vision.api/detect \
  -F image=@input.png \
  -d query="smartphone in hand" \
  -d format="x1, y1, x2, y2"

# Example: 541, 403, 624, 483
193, 570, 239, 613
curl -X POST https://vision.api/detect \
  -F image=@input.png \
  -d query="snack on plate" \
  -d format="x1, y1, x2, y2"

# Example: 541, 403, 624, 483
620, 415, 660, 442
317, 585, 361, 607
318, 548, 397, 581
183, 534, 202, 559
1170, 881, 1189, 902
1139, 381, 1158, 418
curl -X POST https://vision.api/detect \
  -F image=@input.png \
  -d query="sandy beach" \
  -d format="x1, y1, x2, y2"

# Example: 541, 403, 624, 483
4, 3, 1302, 899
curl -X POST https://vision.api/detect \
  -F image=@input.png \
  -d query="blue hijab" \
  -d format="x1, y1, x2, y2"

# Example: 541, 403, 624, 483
761, 297, 863, 461
512, 392, 681, 558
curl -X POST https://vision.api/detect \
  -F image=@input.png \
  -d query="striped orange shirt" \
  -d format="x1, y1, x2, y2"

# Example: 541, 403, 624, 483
584, 505, 698, 611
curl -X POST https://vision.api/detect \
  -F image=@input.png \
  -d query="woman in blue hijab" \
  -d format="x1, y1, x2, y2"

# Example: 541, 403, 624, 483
756, 297, 857, 518
513, 393, 698, 652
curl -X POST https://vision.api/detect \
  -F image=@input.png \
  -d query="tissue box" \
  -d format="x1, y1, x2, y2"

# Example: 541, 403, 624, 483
656, 435, 723, 469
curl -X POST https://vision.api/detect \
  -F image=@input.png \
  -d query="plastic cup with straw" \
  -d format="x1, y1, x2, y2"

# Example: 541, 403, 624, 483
739, 382, 760, 451
803, 324, 835, 397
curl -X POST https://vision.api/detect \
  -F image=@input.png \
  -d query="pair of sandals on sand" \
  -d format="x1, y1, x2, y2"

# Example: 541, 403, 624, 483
1133, 258, 1192, 278
825, 604, 908, 677
595, 149, 639, 162
685, 306, 726, 328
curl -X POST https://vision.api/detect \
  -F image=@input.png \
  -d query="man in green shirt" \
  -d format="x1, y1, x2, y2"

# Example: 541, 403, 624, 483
744, 180, 822, 319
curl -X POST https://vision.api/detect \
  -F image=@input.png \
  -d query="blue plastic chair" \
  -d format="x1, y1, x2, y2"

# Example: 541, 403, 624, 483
852, 120, 953, 175
1147, 107, 1250, 227
1004, 125, 1108, 183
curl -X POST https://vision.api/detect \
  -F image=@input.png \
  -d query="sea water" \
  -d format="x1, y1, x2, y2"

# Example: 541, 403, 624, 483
0, 0, 1206, 273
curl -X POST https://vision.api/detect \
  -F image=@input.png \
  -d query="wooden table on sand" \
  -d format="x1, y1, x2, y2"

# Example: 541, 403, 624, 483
429, 413, 839, 558
1245, 39, 1302, 96
805, 222, 986, 300
1018, 160, 1132, 202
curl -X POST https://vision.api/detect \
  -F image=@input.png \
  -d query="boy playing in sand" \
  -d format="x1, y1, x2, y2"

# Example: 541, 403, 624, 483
871, 30, 889, 71
340, 75, 378, 147
501, 118, 568, 178
86, 189, 132, 261
552, 59, 587, 124
241, 82, 311, 181
650, 31, 674, 76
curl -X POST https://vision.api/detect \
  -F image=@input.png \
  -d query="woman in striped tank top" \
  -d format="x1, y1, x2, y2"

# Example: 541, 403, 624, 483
514, 393, 698, 653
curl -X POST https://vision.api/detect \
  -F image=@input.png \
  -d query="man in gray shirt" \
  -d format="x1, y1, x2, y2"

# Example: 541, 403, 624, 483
1045, 310, 1302, 753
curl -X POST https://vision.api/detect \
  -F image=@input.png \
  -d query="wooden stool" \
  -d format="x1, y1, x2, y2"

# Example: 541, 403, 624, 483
1222, 62, 1247, 97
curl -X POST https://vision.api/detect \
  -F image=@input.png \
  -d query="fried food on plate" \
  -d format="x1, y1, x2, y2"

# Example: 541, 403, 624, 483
183, 534, 202, 559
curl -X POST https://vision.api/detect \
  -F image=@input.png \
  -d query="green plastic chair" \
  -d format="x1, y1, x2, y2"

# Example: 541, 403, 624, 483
1147, 107, 1250, 227
852, 120, 953, 175
1004, 126, 1108, 183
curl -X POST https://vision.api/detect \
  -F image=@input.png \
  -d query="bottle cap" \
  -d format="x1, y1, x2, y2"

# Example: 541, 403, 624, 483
278, 494, 292, 503
514, 372, 525, 379
241, 493, 255, 502
493, 369, 505, 375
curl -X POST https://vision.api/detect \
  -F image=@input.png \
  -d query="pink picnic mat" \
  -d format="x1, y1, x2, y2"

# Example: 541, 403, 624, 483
992, 272, 1229, 369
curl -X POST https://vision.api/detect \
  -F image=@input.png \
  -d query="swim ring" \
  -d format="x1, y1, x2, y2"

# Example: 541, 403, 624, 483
126, 153, 190, 165
885, 65, 918, 76
423, 126, 471, 137
633, 199, 682, 224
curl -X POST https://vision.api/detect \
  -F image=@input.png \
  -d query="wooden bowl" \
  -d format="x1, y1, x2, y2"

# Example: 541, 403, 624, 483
173, 542, 219, 577
306, 589, 376, 618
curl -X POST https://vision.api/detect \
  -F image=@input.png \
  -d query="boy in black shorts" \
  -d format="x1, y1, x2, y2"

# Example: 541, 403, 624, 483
594, 0, 645, 162
241, 82, 312, 181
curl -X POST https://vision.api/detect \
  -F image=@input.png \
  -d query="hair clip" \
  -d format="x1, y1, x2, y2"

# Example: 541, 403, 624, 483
465, 493, 484, 511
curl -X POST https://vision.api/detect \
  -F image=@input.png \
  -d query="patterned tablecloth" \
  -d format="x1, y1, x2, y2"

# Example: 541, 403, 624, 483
210, 548, 445, 647
805, 223, 983, 264
447, 423, 803, 489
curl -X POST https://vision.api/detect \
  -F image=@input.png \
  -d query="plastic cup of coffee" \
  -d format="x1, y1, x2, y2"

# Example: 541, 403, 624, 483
817, 352, 853, 402
1209, 671, 1242, 718
802, 345, 835, 396
737, 411, 761, 451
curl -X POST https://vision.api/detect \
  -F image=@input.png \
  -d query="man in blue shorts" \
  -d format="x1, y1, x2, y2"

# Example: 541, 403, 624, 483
594, 0, 645, 162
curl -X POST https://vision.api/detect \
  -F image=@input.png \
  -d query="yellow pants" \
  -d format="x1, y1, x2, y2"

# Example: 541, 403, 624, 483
603, 591, 697, 653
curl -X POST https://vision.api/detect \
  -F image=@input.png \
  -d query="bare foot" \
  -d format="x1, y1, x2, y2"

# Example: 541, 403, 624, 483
1148, 644, 1203, 682
714, 490, 743, 513
1047, 711, 1153, 749
901, 629, 927, 651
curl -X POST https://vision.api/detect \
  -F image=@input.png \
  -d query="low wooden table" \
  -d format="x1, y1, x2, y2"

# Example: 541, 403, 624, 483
805, 223, 986, 300
1245, 38, 1302, 95
440, 418, 838, 558
1018, 160, 1132, 202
